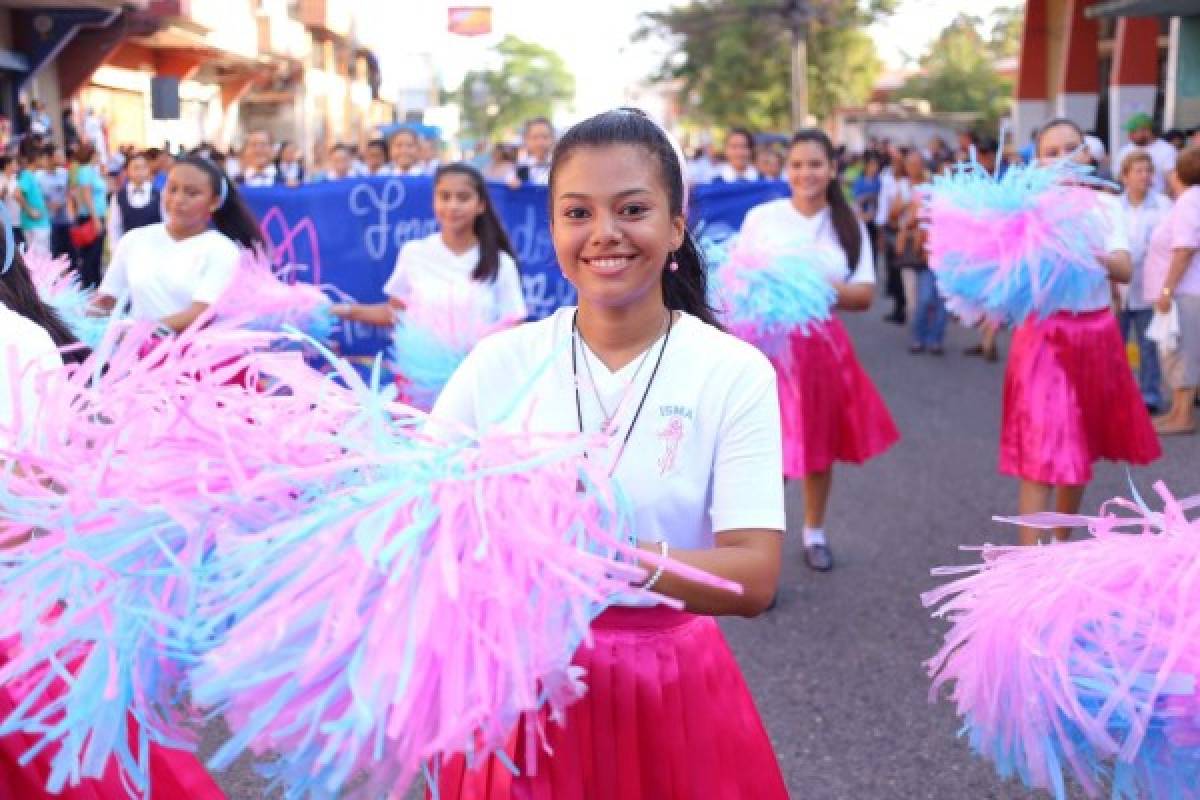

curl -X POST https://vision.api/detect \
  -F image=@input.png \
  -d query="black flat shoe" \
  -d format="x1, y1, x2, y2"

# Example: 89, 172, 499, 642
804, 543, 834, 572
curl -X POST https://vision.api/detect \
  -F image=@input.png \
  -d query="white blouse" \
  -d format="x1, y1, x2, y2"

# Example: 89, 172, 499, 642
739, 198, 875, 284
0, 304, 62, 449
432, 308, 785, 551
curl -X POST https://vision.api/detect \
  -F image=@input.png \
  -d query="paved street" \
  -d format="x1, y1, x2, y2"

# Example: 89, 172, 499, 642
207, 310, 1197, 799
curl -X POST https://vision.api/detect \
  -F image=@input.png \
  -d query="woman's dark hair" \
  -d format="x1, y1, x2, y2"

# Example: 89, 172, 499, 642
433, 163, 516, 284
789, 129, 863, 268
726, 127, 756, 158
172, 154, 265, 250
0, 249, 88, 364
547, 108, 721, 328
1035, 117, 1085, 158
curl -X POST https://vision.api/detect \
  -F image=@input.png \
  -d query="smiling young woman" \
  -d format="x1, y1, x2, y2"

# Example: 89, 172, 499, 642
427, 108, 789, 800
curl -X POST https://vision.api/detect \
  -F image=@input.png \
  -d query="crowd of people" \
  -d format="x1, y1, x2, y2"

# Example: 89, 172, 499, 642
2, 95, 1200, 798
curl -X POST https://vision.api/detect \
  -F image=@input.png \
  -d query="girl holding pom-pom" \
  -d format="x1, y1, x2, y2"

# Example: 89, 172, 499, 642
331, 164, 526, 332
89, 154, 264, 335
429, 108, 788, 800
1002, 118, 1160, 545
737, 129, 899, 572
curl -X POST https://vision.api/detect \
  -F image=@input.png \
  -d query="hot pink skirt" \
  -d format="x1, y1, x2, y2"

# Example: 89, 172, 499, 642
1000, 309, 1161, 484
775, 317, 899, 478
431, 606, 788, 800
0, 644, 224, 799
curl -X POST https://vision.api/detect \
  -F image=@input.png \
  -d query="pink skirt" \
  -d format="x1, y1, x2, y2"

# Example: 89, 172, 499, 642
432, 606, 788, 800
1000, 309, 1161, 484
0, 645, 224, 800
775, 317, 899, 478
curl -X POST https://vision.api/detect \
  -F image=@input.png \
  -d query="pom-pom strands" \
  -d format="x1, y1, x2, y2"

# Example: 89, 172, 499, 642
920, 161, 1115, 325
706, 235, 837, 356
0, 322, 364, 795
211, 252, 339, 343
23, 247, 109, 349
923, 483, 1200, 799
190, 415, 740, 799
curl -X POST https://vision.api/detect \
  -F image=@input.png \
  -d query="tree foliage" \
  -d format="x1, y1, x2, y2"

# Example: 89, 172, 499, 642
899, 8, 1023, 126
455, 36, 575, 141
637, 0, 896, 131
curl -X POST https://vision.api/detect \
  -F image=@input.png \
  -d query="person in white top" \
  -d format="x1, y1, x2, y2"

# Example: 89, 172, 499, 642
429, 108, 788, 800
92, 155, 265, 333
1000, 118, 1159, 547
106, 151, 162, 245
508, 117, 554, 187
1117, 150, 1173, 411
738, 129, 898, 573
332, 163, 526, 334
237, 130, 279, 188
321, 143, 366, 181
381, 129, 424, 177
1115, 113, 1178, 198
713, 127, 760, 183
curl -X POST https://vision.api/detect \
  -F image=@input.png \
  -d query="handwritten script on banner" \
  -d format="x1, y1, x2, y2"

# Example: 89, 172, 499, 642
242, 177, 789, 358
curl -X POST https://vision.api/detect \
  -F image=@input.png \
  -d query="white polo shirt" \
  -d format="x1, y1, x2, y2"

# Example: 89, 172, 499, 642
98, 223, 241, 321
0, 305, 62, 449
432, 308, 785, 550
739, 198, 876, 284
384, 233, 527, 338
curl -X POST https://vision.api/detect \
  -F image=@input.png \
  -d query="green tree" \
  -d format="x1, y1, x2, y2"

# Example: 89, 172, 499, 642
899, 13, 1014, 126
455, 36, 575, 141
637, 0, 896, 130
988, 4, 1024, 60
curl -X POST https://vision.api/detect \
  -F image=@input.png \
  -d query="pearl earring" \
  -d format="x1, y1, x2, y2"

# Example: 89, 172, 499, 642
668, 253, 679, 272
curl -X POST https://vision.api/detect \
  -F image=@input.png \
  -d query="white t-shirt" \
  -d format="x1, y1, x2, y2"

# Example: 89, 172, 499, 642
0, 305, 62, 449
1116, 138, 1178, 196
383, 234, 527, 335
875, 167, 897, 226
739, 198, 875, 284
432, 308, 785, 551
98, 223, 242, 321
1078, 192, 1132, 311
1119, 191, 1172, 310
715, 164, 760, 183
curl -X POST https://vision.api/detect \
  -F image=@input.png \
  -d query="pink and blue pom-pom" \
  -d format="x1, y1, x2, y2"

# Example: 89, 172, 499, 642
391, 320, 470, 411
923, 482, 1200, 799
213, 253, 339, 344
921, 160, 1117, 325
705, 234, 836, 356
23, 248, 108, 350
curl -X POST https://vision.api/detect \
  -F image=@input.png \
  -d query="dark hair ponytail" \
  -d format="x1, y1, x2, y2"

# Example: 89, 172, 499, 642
790, 128, 862, 269
175, 154, 265, 250
0, 250, 89, 364
549, 108, 722, 329
433, 163, 516, 283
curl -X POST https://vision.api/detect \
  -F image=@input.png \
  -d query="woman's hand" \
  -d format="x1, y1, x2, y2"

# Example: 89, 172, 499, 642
1155, 292, 1173, 315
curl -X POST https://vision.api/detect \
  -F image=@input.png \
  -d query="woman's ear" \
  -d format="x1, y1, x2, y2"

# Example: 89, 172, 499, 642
670, 213, 686, 252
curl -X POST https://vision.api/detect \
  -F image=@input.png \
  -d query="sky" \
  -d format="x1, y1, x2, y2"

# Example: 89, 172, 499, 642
359, 0, 1019, 121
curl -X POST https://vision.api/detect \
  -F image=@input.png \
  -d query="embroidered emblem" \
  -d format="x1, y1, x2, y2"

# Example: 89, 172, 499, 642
657, 417, 684, 476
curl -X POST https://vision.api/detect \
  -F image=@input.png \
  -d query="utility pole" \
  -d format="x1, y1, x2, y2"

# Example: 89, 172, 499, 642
788, 0, 810, 130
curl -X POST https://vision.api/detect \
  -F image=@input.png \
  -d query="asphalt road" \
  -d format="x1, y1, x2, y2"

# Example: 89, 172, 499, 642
206, 310, 1198, 799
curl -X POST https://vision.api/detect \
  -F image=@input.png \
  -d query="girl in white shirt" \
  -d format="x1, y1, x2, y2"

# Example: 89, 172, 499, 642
714, 126, 760, 183
93, 155, 265, 333
1001, 118, 1160, 546
738, 129, 899, 573
430, 108, 788, 800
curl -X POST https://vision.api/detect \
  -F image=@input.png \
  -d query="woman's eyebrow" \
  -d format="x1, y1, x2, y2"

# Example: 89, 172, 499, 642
558, 188, 654, 201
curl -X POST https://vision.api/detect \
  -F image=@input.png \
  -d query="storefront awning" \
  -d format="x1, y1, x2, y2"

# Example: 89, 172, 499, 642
1087, 0, 1200, 18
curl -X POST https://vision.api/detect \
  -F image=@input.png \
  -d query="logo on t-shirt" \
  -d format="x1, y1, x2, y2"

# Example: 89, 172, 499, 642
656, 405, 693, 476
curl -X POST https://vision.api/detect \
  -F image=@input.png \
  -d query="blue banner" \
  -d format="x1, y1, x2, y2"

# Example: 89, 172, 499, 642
242, 177, 790, 358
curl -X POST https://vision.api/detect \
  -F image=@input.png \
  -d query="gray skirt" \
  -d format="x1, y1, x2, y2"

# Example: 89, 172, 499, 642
1162, 293, 1200, 389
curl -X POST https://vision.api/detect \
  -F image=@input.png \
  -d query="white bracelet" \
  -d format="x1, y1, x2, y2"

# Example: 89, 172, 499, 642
641, 540, 669, 592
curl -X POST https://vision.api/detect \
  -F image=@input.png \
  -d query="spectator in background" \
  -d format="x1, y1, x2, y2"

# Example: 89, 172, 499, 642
70, 143, 107, 289
146, 147, 173, 191
756, 145, 784, 181
239, 130, 279, 187
15, 144, 50, 252
1164, 129, 1187, 150
39, 146, 75, 267
876, 146, 904, 324
1116, 113, 1178, 197
61, 108, 81, 152
364, 138, 388, 175
419, 134, 441, 175
686, 143, 715, 186
1118, 150, 1172, 413
852, 151, 882, 242
0, 114, 11, 154
384, 128, 423, 176
107, 150, 161, 245
484, 142, 517, 183
275, 140, 305, 186
84, 107, 108, 164
1147, 146, 1200, 435
322, 143, 364, 181
1, 155, 24, 247
29, 101, 50, 138
224, 140, 243, 181
975, 137, 1008, 178
714, 127, 758, 182
511, 116, 554, 187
